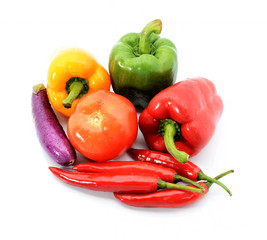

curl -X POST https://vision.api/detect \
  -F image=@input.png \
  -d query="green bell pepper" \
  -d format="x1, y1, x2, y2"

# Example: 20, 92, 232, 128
109, 19, 178, 109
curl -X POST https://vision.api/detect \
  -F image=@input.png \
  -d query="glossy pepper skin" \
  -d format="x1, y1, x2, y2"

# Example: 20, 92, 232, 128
72, 161, 204, 190
139, 77, 223, 163
109, 19, 177, 109
47, 48, 111, 117
128, 148, 232, 196
114, 182, 208, 208
73, 161, 175, 182
114, 170, 233, 208
49, 167, 204, 193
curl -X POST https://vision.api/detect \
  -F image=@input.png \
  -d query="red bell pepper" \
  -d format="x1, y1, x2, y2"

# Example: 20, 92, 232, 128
139, 77, 223, 163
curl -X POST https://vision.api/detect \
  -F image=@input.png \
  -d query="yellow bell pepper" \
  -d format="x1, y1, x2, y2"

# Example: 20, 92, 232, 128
47, 48, 111, 117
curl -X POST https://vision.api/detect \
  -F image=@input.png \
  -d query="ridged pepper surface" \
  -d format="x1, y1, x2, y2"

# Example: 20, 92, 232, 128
109, 19, 177, 109
139, 77, 223, 163
47, 48, 110, 117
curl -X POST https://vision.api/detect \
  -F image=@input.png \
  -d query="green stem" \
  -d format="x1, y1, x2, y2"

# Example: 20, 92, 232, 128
62, 77, 89, 109
159, 119, 189, 163
198, 170, 234, 196
62, 81, 84, 108
33, 84, 45, 95
205, 170, 234, 189
139, 19, 162, 55
174, 174, 205, 191
157, 178, 204, 193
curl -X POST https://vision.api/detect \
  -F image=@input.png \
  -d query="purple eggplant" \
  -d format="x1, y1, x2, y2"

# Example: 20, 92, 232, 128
32, 84, 76, 166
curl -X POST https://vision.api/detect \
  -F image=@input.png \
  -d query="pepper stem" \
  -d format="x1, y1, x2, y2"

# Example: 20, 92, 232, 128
159, 119, 189, 163
157, 178, 204, 193
174, 174, 205, 191
139, 19, 162, 55
62, 77, 89, 109
198, 170, 233, 196
205, 170, 234, 189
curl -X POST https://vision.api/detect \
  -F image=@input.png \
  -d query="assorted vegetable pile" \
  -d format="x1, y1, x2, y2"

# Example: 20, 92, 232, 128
32, 19, 233, 208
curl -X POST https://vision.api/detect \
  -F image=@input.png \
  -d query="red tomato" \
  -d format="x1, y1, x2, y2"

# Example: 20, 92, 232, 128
67, 90, 138, 161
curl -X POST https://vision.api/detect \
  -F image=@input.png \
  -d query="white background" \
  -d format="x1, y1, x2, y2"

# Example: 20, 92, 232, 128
1, 1, 267, 239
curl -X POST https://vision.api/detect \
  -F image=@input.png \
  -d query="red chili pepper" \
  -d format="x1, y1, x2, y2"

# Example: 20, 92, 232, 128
49, 167, 204, 193
139, 77, 223, 163
128, 148, 232, 196
72, 161, 204, 190
114, 170, 233, 208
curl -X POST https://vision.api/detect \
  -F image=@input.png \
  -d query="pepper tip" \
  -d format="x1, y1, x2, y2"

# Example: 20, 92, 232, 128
72, 165, 78, 171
